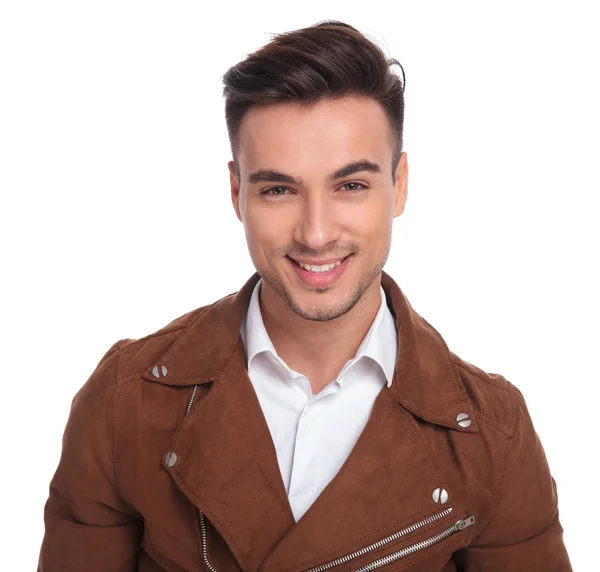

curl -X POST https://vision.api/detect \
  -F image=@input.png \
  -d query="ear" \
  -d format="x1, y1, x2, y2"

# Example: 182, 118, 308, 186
228, 160, 243, 222
393, 152, 408, 218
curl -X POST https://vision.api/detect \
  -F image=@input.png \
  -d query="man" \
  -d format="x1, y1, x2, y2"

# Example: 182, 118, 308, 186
38, 20, 572, 572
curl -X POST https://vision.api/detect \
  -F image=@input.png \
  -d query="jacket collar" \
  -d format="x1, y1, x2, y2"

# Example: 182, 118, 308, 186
141, 271, 478, 433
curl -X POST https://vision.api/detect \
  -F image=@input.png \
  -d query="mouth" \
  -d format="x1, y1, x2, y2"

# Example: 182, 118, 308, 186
287, 254, 352, 288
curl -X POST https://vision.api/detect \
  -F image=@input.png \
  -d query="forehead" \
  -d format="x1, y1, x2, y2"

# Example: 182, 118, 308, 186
236, 95, 393, 177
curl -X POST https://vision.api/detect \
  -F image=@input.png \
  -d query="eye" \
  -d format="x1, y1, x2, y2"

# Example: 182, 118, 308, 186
261, 186, 290, 197
340, 181, 367, 192
260, 182, 367, 198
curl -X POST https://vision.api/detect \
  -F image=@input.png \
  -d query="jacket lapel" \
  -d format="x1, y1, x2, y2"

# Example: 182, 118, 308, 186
161, 336, 296, 571
259, 384, 451, 572
141, 271, 480, 571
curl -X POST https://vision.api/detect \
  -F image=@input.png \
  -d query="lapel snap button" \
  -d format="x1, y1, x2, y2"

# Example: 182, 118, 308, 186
152, 365, 168, 378
165, 451, 178, 467
456, 412, 472, 428
432, 487, 449, 504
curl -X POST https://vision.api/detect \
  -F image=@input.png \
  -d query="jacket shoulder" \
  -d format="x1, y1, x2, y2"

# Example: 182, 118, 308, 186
116, 303, 213, 379
451, 352, 524, 437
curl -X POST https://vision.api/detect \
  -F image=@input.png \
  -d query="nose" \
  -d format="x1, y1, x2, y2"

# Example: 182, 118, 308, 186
292, 191, 341, 252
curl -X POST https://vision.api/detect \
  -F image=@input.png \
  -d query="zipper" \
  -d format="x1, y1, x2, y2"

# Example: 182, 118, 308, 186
197, 506, 474, 572
353, 515, 475, 572
303, 508, 474, 572
198, 510, 219, 572
186, 384, 198, 414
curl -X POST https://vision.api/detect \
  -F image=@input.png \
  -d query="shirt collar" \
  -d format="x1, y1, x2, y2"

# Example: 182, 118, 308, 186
141, 271, 479, 433
240, 278, 397, 387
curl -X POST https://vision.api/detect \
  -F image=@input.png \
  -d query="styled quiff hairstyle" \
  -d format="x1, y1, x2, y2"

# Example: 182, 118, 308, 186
222, 20, 406, 184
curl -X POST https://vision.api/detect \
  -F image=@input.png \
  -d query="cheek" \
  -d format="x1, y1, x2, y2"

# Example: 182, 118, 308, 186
344, 201, 392, 239
244, 206, 290, 252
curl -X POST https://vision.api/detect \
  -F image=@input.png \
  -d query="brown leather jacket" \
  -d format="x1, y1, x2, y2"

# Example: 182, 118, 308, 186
38, 271, 572, 571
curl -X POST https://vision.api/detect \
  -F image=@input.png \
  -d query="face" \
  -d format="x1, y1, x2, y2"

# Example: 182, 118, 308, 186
228, 94, 408, 322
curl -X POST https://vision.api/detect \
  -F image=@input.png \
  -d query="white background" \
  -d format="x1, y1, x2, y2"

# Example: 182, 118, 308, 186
1, 1, 598, 570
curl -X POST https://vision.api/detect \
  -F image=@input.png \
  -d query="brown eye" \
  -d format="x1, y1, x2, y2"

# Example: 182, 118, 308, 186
262, 186, 289, 197
341, 182, 367, 192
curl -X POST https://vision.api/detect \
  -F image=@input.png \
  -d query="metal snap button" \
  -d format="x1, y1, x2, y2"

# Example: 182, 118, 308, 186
164, 451, 177, 467
432, 487, 449, 504
456, 412, 472, 428
152, 365, 168, 378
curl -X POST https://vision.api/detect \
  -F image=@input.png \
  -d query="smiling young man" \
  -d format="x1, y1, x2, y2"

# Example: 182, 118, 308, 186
232, 94, 404, 396
38, 20, 572, 572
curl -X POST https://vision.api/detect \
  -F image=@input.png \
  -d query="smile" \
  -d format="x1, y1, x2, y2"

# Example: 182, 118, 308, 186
295, 260, 342, 274
288, 255, 352, 287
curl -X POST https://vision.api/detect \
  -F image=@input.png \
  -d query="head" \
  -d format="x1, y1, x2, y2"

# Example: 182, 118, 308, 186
222, 21, 408, 322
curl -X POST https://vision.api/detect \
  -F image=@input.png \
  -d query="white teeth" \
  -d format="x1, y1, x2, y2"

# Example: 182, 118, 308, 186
297, 259, 342, 273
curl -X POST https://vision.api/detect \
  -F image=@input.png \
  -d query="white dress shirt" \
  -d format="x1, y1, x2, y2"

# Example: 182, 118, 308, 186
240, 278, 398, 522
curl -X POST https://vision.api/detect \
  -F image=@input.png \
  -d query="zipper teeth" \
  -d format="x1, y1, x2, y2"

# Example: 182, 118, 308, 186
198, 506, 472, 572
186, 384, 198, 414
304, 507, 453, 572
199, 511, 219, 572
354, 518, 469, 572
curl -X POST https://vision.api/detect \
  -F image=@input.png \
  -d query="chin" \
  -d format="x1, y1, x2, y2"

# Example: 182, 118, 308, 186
285, 278, 367, 323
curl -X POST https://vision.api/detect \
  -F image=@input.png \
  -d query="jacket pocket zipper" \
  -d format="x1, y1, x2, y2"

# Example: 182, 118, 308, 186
197, 508, 475, 572
352, 515, 475, 571
303, 507, 474, 572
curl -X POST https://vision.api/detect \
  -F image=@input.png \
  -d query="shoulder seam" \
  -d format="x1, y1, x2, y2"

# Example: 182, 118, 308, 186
492, 388, 521, 498
473, 411, 512, 437
454, 361, 510, 392
119, 302, 215, 350
121, 325, 187, 348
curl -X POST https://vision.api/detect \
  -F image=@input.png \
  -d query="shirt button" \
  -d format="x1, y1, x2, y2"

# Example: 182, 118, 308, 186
164, 451, 178, 467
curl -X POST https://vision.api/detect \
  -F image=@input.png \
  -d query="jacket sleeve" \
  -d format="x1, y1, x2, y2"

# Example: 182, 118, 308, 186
456, 384, 572, 571
38, 340, 143, 571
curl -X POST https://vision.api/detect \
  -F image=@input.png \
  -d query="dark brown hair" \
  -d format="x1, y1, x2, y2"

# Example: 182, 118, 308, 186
222, 20, 405, 184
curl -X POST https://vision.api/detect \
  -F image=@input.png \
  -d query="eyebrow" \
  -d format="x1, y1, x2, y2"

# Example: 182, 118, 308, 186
246, 160, 382, 185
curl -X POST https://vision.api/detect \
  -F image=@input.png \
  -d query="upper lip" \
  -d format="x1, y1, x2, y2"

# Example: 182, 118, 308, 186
288, 255, 350, 265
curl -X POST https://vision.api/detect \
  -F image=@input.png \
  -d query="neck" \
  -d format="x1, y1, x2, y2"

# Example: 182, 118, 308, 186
259, 277, 382, 392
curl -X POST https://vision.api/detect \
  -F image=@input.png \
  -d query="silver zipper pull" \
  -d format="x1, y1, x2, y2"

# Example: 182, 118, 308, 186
454, 516, 475, 531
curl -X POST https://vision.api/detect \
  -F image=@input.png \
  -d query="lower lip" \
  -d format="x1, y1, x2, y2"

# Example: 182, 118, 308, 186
288, 255, 352, 288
